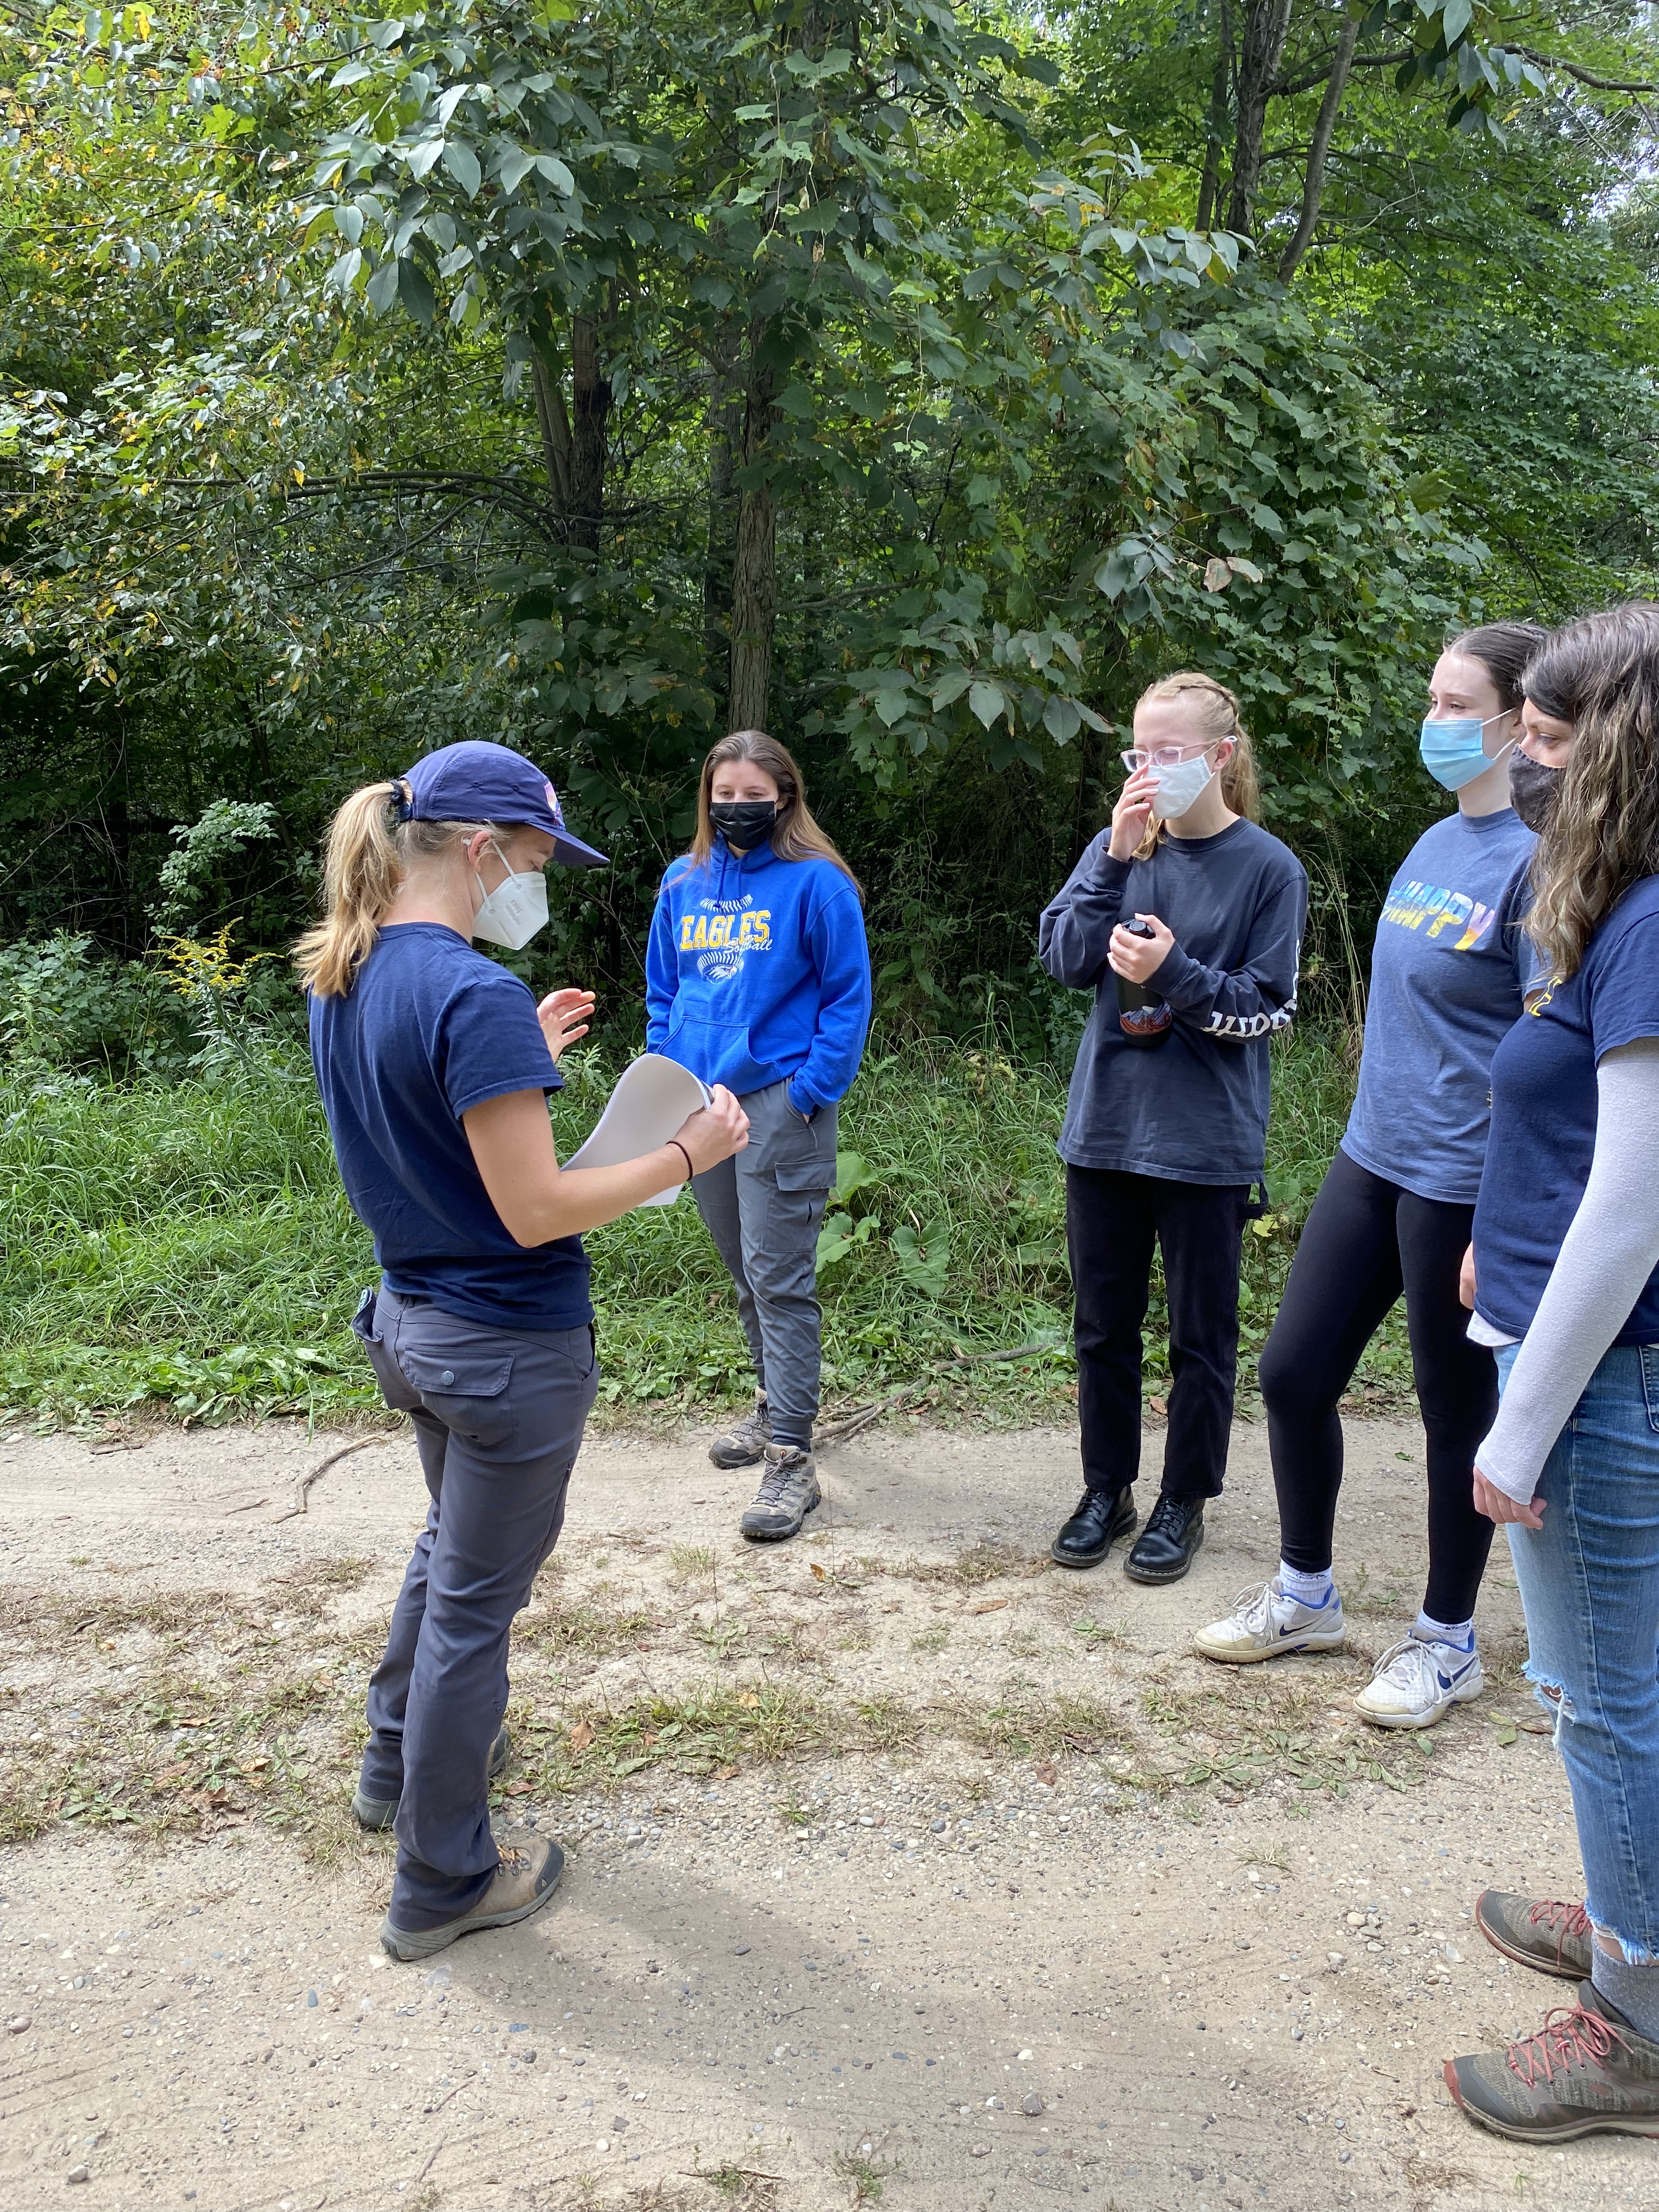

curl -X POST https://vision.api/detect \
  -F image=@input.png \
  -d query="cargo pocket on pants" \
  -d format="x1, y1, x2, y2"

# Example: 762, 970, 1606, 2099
397, 1346, 517, 1449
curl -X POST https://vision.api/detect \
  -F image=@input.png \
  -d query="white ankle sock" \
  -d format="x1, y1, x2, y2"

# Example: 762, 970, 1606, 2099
1278, 1561, 1334, 1607
1415, 1611, 1475, 1650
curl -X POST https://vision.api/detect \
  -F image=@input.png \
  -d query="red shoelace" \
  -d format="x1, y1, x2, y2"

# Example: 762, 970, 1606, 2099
1526, 1897, 1592, 1961
1506, 2001, 1634, 2088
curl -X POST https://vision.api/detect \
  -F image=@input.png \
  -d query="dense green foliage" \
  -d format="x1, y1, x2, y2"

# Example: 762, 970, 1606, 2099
7, 0, 1659, 1033
0, 1020, 1384, 1426
0, 4, 1654, 1423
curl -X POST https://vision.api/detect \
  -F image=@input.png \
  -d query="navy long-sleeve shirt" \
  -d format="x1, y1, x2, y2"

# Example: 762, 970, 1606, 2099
1039, 819, 1308, 1186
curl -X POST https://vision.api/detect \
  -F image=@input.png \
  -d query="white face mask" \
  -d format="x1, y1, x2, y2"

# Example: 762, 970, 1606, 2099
1150, 749, 1217, 820
471, 840, 549, 950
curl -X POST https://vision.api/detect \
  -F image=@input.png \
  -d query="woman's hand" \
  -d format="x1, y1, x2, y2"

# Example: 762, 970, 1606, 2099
1108, 766, 1159, 860
537, 988, 596, 1064
1108, 912, 1175, 983
1473, 1466, 1546, 1531
674, 1085, 750, 1175
1458, 1242, 1477, 1311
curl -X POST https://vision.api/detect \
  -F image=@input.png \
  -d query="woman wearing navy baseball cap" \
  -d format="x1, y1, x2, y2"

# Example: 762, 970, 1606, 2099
298, 741, 748, 1961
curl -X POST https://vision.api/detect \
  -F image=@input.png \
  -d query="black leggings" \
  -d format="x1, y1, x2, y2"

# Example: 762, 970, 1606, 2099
1257, 1146, 1497, 1624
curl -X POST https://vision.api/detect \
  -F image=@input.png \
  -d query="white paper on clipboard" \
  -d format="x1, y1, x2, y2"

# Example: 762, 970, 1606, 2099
563, 1052, 711, 1207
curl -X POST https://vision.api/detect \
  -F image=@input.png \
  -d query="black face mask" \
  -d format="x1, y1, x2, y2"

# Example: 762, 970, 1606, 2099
710, 799, 778, 849
1509, 751, 1562, 836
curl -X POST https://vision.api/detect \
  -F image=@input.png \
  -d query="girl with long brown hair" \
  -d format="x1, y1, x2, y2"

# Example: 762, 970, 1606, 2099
1039, 671, 1308, 1585
1442, 604, 1659, 2140
645, 729, 872, 1543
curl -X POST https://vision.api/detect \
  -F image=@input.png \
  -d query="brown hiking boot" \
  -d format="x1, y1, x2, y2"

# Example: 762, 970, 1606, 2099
1445, 1983, 1659, 2142
379, 1833, 565, 1962
1476, 1890, 1594, 1980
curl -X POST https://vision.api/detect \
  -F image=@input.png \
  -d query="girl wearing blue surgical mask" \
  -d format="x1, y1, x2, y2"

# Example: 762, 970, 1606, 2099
1040, 672, 1308, 1586
1197, 622, 1548, 1731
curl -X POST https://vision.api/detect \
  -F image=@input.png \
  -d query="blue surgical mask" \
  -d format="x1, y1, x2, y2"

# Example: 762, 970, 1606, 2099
1419, 712, 1515, 792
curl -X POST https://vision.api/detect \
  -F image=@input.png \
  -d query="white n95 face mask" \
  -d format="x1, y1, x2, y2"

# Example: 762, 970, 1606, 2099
472, 842, 550, 950
1150, 751, 1216, 820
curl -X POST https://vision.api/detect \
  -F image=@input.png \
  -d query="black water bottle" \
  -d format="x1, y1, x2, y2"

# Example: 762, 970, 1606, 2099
1115, 918, 1172, 1048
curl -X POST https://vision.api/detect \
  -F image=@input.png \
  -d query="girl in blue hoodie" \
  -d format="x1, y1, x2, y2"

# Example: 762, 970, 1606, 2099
646, 729, 872, 1541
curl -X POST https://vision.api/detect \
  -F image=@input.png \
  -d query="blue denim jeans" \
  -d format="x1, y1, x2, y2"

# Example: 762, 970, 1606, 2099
1499, 1341, 1659, 1963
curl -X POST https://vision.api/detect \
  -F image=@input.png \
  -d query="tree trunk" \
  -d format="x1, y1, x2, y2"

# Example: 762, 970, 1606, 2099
569, 311, 609, 555
1228, 0, 1295, 234
1277, 11, 1358, 280
531, 350, 573, 512
1195, 7, 1233, 233
702, 324, 741, 708
727, 321, 778, 732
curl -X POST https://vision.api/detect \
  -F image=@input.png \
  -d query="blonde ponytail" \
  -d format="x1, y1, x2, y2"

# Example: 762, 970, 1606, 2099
1131, 670, 1259, 857
294, 780, 500, 997
294, 783, 403, 998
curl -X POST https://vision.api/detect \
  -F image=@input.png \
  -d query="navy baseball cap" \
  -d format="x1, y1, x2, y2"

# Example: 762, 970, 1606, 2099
399, 741, 607, 869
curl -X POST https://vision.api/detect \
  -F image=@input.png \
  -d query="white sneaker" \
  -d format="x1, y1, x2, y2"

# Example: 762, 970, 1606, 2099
1352, 1635, 1483, 1729
1193, 1577, 1347, 1664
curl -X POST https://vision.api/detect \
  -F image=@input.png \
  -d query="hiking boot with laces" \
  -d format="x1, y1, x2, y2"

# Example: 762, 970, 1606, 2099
1194, 1576, 1347, 1664
709, 1392, 773, 1470
1477, 1891, 1594, 1980
379, 1831, 565, 1962
1445, 1983, 1659, 2142
1352, 1633, 1482, 1729
739, 1443, 820, 1542
353, 1721, 512, 1831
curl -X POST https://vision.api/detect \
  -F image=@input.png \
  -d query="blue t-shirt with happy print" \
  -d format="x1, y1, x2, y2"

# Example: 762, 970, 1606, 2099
1341, 807, 1538, 1205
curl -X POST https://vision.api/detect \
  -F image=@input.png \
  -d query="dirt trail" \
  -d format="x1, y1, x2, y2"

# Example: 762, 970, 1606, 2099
1, 1412, 1652, 2211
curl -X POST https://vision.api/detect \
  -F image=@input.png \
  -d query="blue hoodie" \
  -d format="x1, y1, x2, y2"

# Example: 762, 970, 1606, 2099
645, 838, 872, 1113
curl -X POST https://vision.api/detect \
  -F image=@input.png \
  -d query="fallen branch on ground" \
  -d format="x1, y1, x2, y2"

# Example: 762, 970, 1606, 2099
273, 1433, 397, 1522
815, 1343, 1049, 1448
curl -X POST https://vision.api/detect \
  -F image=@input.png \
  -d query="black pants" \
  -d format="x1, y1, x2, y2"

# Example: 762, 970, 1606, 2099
1066, 1165, 1252, 1502
1257, 1146, 1497, 1624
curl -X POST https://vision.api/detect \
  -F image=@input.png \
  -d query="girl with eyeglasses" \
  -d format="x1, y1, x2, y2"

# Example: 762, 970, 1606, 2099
1196, 623, 1546, 1730
1039, 672, 1308, 1584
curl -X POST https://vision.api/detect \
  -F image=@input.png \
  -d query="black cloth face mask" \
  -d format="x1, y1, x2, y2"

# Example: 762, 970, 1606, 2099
710, 799, 778, 848
1509, 750, 1562, 835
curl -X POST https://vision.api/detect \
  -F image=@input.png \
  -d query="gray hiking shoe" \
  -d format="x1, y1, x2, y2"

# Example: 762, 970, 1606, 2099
353, 1722, 512, 1832
380, 1832, 565, 1962
739, 1443, 820, 1542
1445, 1983, 1659, 2142
1477, 1892, 1595, 1981
709, 1392, 772, 1469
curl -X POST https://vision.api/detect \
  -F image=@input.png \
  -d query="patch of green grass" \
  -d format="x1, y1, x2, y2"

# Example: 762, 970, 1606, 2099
0, 1029, 1414, 1427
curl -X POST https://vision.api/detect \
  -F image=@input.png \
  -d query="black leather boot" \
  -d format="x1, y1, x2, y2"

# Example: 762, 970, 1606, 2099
1049, 1486, 1137, 1568
1124, 1493, 1206, 1583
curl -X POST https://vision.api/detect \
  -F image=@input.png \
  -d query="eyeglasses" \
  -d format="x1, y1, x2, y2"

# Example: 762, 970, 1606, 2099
1119, 744, 1216, 772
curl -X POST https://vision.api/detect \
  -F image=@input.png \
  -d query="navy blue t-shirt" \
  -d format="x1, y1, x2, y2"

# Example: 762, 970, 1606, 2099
1342, 808, 1536, 1204
308, 922, 592, 1332
1473, 876, 1659, 1343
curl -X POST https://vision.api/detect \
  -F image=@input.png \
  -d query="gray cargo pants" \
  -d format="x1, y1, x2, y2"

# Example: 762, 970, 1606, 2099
692, 1079, 837, 1449
351, 1285, 598, 1933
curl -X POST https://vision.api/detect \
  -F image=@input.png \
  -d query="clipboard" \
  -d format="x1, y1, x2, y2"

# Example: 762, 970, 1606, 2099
563, 1052, 711, 1207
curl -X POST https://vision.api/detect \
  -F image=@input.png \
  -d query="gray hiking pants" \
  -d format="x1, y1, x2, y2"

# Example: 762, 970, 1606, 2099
352, 1285, 598, 1932
693, 1079, 837, 1449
